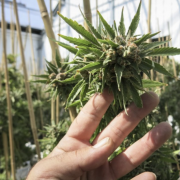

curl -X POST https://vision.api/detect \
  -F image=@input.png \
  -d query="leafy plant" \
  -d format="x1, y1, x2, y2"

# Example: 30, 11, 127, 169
35, 2, 180, 179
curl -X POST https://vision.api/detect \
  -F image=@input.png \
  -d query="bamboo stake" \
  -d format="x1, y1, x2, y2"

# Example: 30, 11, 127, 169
13, 0, 41, 160
96, 0, 98, 28
1, 1, 16, 179
56, 0, 62, 124
28, 10, 44, 129
28, 10, 36, 76
2, 132, 9, 180
10, 2, 15, 55
167, 22, 177, 78
83, 0, 92, 30
37, 0, 61, 61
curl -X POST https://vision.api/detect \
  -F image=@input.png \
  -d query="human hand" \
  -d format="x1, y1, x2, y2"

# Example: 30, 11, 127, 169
27, 90, 172, 180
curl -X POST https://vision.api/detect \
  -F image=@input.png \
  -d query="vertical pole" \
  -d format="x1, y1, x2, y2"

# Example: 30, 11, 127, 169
28, 10, 36, 75
83, 0, 92, 30
1, 0, 16, 179
56, 0, 62, 124
2, 132, 10, 180
96, 0, 98, 28
167, 22, 177, 78
13, 0, 41, 160
10, 2, 15, 55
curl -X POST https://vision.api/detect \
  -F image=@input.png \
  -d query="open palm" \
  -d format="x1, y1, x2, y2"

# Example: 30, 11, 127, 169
27, 90, 171, 180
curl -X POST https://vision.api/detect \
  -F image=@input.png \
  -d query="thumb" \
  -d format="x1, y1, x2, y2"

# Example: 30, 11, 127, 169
27, 137, 114, 180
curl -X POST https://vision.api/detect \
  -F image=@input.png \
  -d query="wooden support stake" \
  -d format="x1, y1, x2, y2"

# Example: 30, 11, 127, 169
2, 132, 10, 180
37, 0, 61, 61
1, 0, 16, 179
13, 0, 41, 160
167, 22, 177, 78
10, 2, 15, 55
83, 0, 92, 30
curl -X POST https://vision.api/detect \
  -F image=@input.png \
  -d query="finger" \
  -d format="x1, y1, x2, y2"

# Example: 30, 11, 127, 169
110, 122, 172, 179
27, 137, 115, 180
131, 172, 156, 180
93, 92, 159, 149
67, 89, 113, 140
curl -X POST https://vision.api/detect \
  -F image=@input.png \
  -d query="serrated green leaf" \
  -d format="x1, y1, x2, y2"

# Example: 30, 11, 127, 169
78, 61, 103, 72
55, 50, 61, 68
142, 40, 170, 51
147, 47, 180, 56
142, 79, 167, 88
60, 74, 82, 84
129, 77, 144, 91
97, 39, 119, 48
57, 41, 78, 55
140, 67, 151, 79
121, 79, 129, 114
127, 1, 141, 36
129, 82, 142, 108
31, 80, 48, 84
134, 31, 160, 46
66, 79, 84, 107
114, 64, 124, 91
46, 60, 58, 74
97, 11, 115, 39
131, 68, 142, 85
118, 7, 126, 37
79, 7, 102, 39
58, 13, 100, 46
113, 20, 118, 36
139, 60, 153, 70
143, 58, 173, 76
67, 99, 88, 107
32, 74, 49, 79
80, 83, 88, 102
77, 46, 103, 57
46, 65, 53, 74
101, 67, 108, 93
59, 34, 95, 47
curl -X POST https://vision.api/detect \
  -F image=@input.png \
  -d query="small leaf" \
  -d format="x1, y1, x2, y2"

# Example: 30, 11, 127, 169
147, 47, 180, 56
79, 7, 102, 39
129, 83, 143, 108
127, 1, 141, 36
78, 61, 103, 72
113, 20, 118, 36
97, 11, 115, 39
114, 64, 124, 91
66, 80, 84, 106
32, 74, 49, 79
55, 50, 61, 68
57, 41, 78, 55
46, 60, 58, 74
77, 46, 103, 57
121, 79, 129, 114
58, 12, 100, 46
60, 74, 82, 84
143, 58, 173, 76
80, 83, 88, 102
142, 79, 167, 88
142, 40, 170, 51
118, 7, 126, 37
139, 60, 153, 70
129, 77, 144, 91
59, 34, 95, 47
97, 39, 119, 48
31, 80, 48, 84
134, 31, 160, 45
101, 67, 108, 93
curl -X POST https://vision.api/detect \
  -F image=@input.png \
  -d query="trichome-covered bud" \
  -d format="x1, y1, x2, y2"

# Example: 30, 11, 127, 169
49, 73, 56, 80
56, 73, 66, 80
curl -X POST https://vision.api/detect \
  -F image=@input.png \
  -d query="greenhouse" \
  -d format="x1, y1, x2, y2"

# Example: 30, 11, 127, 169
0, 0, 180, 180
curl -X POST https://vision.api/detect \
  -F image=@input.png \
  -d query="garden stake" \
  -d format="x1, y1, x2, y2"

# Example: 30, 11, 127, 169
13, 0, 41, 160
2, 132, 10, 180
1, 0, 16, 179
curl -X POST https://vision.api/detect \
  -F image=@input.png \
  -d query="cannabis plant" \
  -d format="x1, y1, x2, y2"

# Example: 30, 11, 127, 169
35, 2, 180, 179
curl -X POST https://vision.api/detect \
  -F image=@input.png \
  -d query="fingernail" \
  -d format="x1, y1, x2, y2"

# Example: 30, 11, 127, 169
93, 137, 110, 148
153, 173, 157, 180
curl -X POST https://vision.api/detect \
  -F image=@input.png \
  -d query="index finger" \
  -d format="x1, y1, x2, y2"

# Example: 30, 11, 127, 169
66, 89, 114, 140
